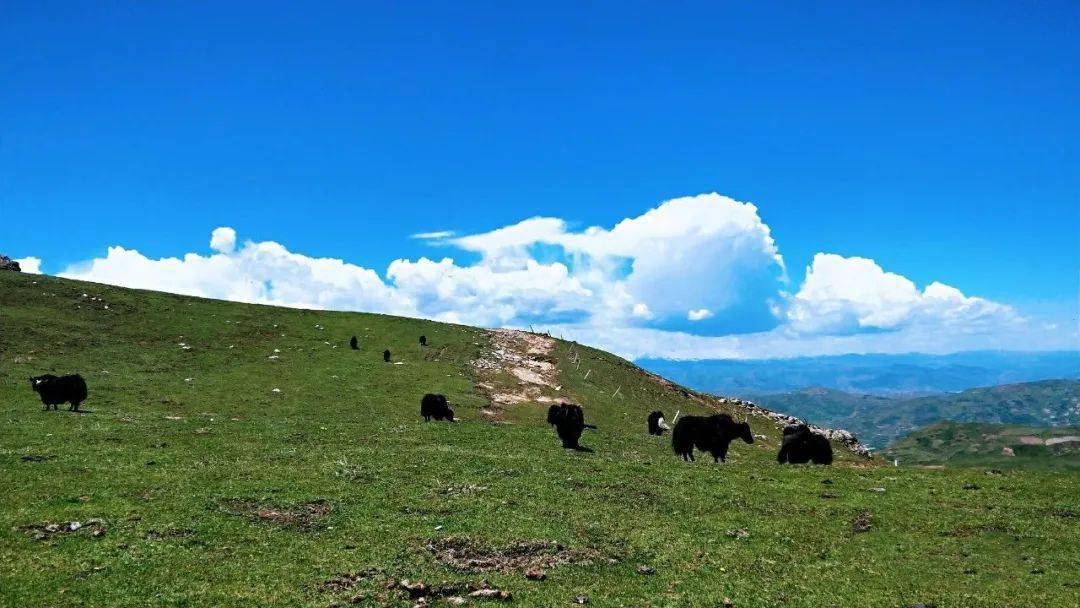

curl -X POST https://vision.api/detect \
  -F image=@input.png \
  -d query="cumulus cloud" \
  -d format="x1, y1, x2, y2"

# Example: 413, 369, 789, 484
446, 193, 787, 332
38, 191, 1053, 359
60, 237, 414, 315
688, 308, 713, 321
14, 257, 42, 274
786, 254, 1018, 335
209, 227, 237, 254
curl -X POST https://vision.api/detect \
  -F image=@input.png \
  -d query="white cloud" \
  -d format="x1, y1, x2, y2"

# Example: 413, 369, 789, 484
448, 193, 787, 329
209, 227, 237, 254
39, 192, 1055, 360
687, 308, 713, 321
786, 253, 1018, 335
60, 236, 415, 315
411, 230, 456, 240
14, 257, 42, 274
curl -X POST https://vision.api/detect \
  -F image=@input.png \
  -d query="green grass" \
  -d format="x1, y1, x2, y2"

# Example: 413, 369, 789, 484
884, 421, 1080, 471
1, 271, 1078, 607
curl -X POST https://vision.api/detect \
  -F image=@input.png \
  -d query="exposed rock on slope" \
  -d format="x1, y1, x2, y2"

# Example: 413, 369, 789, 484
0, 255, 21, 272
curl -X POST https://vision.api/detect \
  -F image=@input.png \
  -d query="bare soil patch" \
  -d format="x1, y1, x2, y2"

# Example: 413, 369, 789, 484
21, 518, 107, 541
472, 329, 565, 410
220, 499, 331, 529
427, 536, 599, 574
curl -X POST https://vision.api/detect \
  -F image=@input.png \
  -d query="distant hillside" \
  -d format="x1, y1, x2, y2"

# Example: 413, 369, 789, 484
640, 351, 1080, 395
884, 421, 1080, 471
746, 380, 1080, 448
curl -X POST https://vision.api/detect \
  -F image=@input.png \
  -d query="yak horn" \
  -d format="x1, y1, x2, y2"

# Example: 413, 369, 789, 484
671, 410, 681, 426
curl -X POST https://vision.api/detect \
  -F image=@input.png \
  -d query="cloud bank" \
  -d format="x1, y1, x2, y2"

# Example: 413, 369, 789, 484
47, 192, 1072, 359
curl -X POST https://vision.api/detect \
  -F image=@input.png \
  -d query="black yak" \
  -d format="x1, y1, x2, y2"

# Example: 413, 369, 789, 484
29, 374, 88, 412
647, 410, 671, 436
419, 335, 427, 347
777, 424, 833, 465
546, 403, 596, 450
383, 349, 391, 362
350, 336, 359, 350
672, 414, 753, 463
420, 393, 455, 422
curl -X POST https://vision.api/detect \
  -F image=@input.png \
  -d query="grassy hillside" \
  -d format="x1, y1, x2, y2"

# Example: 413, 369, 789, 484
884, 422, 1080, 471
746, 381, 1080, 448
1, 271, 1078, 607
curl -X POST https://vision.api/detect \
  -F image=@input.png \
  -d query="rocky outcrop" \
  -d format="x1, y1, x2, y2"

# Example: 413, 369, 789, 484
714, 396, 873, 459
0, 255, 21, 272
637, 366, 873, 458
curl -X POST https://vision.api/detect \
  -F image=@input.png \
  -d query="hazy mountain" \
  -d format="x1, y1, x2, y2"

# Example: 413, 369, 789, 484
746, 380, 1080, 448
639, 351, 1080, 396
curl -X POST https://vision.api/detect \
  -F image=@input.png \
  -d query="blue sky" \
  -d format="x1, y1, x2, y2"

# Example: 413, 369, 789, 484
2, 2, 1077, 359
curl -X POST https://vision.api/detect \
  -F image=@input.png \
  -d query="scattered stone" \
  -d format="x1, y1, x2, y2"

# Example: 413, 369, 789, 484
469, 588, 511, 601
723, 598, 734, 607
574, 596, 589, 604
1001, 446, 1015, 457
963, 483, 980, 490
21, 518, 106, 540
725, 529, 750, 539
637, 565, 655, 575
821, 491, 838, 499
524, 568, 546, 580
986, 469, 1004, 475
868, 487, 886, 493
821, 479, 833, 485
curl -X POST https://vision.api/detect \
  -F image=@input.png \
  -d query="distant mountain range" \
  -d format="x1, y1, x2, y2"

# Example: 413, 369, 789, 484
744, 380, 1080, 448
883, 421, 1080, 471
639, 351, 1080, 396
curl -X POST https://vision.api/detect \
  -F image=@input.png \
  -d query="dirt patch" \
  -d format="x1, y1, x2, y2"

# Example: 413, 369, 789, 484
320, 571, 510, 605
472, 329, 565, 410
319, 568, 383, 592
428, 536, 599, 574
852, 511, 873, 534
220, 499, 331, 529
21, 518, 107, 541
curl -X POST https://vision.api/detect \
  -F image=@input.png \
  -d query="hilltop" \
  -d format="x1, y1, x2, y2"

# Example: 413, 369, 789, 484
743, 381, 1080, 448
1, 271, 1078, 607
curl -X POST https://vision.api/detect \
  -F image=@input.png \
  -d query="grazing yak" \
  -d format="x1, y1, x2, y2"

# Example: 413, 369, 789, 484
672, 414, 753, 463
350, 336, 359, 350
546, 403, 596, 450
420, 393, 455, 422
29, 374, 88, 412
647, 410, 671, 436
419, 335, 427, 347
777, 424, 833, 465
383, 349, 391, 363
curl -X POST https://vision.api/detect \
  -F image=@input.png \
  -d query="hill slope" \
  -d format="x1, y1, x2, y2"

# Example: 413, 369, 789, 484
2, 271, 1078, 607
746, 382, 1080, 448
884, 422, 1080, 471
